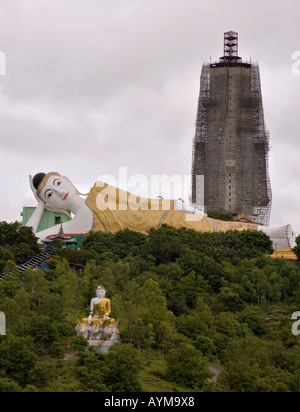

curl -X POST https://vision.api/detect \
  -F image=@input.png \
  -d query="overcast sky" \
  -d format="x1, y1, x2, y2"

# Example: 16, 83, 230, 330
0, 0, 299, 234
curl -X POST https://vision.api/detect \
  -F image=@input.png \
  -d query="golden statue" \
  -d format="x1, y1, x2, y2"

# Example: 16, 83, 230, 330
26, 171, 295, 250
87, 285, 112, 325
26, 172, 259, 241
76, 285, 119, 341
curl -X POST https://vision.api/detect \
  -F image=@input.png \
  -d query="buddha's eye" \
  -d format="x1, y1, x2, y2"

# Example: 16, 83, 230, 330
47, 192, 53, 199
56, 181, 61, 187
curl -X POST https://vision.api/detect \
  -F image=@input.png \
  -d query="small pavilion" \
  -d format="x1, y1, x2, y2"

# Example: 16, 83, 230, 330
42, 225, 78, 248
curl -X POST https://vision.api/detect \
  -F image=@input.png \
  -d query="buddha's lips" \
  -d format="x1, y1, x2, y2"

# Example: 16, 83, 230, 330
63, 193, 69, 200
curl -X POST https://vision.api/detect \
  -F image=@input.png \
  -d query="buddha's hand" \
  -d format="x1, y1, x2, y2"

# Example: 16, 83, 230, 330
29, 175, 59, 214
29, 175, 45, 205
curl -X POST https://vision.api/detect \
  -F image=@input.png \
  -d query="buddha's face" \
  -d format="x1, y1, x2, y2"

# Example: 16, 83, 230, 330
96, 289, 106, 299
39, 175, 77, 209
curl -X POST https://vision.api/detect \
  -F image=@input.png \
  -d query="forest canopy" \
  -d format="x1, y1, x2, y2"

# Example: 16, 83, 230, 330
0, 223, 299, 392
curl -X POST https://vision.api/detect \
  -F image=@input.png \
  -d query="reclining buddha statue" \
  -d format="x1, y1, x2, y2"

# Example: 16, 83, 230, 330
25, 171, 295, 249
26, 171, 267, 239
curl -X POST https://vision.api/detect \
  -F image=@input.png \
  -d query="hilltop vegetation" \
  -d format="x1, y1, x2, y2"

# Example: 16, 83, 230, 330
0, 223, 300, 392
0, 222, 41, 273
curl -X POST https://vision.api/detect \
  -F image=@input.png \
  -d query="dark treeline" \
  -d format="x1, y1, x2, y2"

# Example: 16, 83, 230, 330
0, 223, 300, 392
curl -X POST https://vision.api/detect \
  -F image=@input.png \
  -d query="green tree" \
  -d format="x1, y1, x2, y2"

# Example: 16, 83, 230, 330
215, 312, 246, 338
293, 234, 300, 261
0, 246, 15, 273
166, 343, 211, 388
0, 261, 21, 298
49, 342, 65, 360
238, 306, 266, 336
223, 336, 270, 368
208, 210, 234, 221
219, 360, 261, 392
147, 225, 186, 265
0, 222, 41, 264
135, 279, 168, 327
157, 321, 176, 356
23, 385, 38, 392
69, 336, 88, 353
76, 353, 107, 392
217, 284, 247, 312
194, 336, 216, 359
0, 335, 38, 387
0, 378, 22, 392
112, 229, 147, 259
176, 297, 215, 340
103, 344, 142, 392
29, 359, 60, 388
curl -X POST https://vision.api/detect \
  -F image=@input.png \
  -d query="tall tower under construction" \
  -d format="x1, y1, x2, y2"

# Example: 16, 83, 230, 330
191, 31, 272, 226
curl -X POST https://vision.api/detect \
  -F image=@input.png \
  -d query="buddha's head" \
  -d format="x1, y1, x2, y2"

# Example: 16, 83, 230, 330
33, 172, 80, 211
96, 285, 106, 299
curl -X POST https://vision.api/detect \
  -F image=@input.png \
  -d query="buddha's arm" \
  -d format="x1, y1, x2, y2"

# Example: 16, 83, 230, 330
105, 300, 111, 317
90, 298, 95, 315
26, 201, 45, 233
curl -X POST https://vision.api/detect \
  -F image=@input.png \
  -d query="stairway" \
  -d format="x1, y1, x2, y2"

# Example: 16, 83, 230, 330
0, 242, 56, 282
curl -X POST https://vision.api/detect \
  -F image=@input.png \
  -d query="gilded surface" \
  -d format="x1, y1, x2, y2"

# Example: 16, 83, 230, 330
86, 182, 258, 234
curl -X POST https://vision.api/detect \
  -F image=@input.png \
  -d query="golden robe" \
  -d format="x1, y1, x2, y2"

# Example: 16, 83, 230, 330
86, 182, 258, 234
94, 298, 111, 318
80, 297, 117, 327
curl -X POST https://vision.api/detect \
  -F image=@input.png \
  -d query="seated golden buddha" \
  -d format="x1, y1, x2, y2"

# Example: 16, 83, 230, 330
77, 286, 119, 341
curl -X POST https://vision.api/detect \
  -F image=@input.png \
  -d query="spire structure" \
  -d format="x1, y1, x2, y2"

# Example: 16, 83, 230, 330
220, 31, 241, 61
191, 31, 272, 226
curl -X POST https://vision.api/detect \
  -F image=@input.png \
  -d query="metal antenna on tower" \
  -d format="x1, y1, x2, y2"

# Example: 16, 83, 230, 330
220, 31, 242, 62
